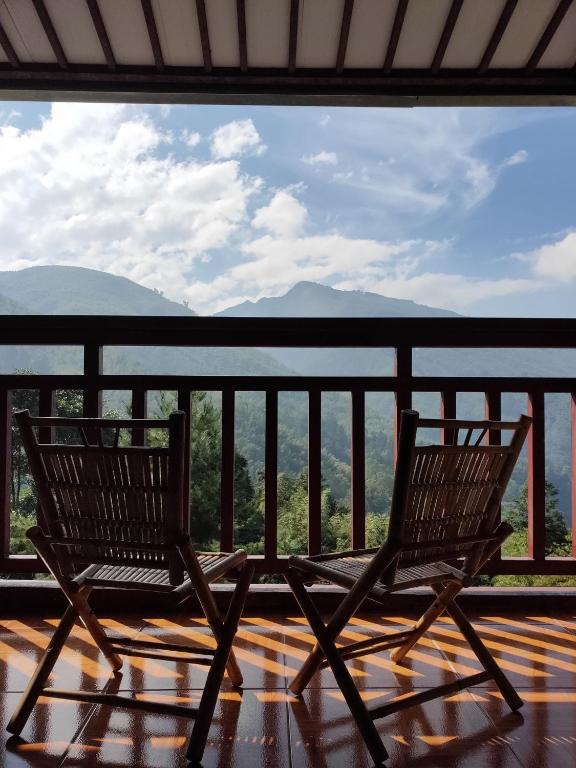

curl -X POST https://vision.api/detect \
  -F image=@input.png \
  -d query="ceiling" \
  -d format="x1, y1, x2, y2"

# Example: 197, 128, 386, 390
0, 0, 575, 106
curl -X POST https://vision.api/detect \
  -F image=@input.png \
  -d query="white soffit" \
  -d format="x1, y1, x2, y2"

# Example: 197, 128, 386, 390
98, 0, 154, 66
491, 0, 559, 68
443, 0, 507, 69
246, 0, 290, 68
206, 0, 238, 67
0, 0, 56, 63
298, 0, 345, 68
394, 0, 453, 68
345, 0, 397, 69
152, 0, 203, 67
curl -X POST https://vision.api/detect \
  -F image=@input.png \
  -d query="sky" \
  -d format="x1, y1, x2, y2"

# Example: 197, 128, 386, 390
0, 100, 575, 316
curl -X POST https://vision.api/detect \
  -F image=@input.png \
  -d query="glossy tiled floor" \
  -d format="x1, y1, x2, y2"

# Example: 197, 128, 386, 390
1, 611, 576, 767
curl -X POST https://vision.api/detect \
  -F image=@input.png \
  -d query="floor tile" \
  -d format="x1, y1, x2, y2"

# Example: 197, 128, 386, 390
60, 689, 290, 768
288, 688, 524, 767
0, 691, 91, 767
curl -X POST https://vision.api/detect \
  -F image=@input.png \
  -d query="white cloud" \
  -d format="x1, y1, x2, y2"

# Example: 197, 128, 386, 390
0, 103, 261, 302
210, 118, 266, 160
529, 231, 576, 282
303, 150, 338, 166
252, 190, 308, 238
319, 115, 331, 127
181, 129, 201, 147
502, 149, 528, 168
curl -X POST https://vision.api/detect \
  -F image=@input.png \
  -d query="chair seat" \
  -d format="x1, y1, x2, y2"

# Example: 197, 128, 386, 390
290, 554, 465, 593
78, 550, 247, 591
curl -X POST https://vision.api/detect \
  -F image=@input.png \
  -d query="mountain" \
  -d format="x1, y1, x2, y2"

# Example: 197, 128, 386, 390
0, 266, 194, 316
220, 281, 458, 319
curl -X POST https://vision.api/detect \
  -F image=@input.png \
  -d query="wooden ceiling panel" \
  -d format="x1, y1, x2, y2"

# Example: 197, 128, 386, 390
44, 0, 104, 64
205, 0, 238, 67
538, 0, 576, 67
345, 0, 397, 68
394, 0, 453, 68
246, 0, 290, 68
298, 0, 345, 68
491, 0, 558, 68
442, 0, 507, 68
0, 0, 56, 63
98, 0, 154, 65
152, 0, 203, 67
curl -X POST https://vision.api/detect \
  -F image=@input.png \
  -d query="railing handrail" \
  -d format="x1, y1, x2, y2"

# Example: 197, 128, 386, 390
1, 314, 576, 348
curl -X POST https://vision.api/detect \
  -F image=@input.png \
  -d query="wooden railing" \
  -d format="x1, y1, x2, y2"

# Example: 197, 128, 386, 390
1, 315, 576, 577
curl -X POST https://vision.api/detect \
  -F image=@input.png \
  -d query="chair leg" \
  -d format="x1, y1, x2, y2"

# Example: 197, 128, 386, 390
389, 581, 462, 665
178, 542, 244, 687
187, 563, 254, 764
286, 569, 389, 766
432, 585, 523, 712
7, 604, 78, 736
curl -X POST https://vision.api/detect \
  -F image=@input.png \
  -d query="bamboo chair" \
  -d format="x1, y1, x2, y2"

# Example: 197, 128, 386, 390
285, 409, 531, 765
7, 409, 254, 764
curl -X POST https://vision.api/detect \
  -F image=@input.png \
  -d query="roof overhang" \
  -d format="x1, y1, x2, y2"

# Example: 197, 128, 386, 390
0, 0, 575, 107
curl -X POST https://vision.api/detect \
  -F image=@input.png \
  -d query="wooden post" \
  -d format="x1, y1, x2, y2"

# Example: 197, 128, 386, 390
308, 390, 322, 555
0, 389, 11, 558
264, 390, 278, 560
572, 394, 576, 559
83, 343, 102, 417
440, 390, 457, 445
528, 391, 546, 560
178, 390, 191, 534
351, 390, 365, 549
220, 389, 235, 553
131, 388, 148, 446
394, 346, 412, 463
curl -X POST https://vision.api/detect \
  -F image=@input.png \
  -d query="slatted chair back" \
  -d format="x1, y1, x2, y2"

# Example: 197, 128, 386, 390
383, 410, 531, 584
15, 409, 186, 584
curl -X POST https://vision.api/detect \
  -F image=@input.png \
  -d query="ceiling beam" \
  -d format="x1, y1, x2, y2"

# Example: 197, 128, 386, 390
431, 0, 464, 73
526, 0, 573, 71
384, 0, 409, 72
336, 0, 354, 74
478, 0, 518, 73
31, 0, 67, 70
85, 0, 116, 71
141, 0, 164, 71
289, 0, 299, 73
0, 20, 19, 68
237, 0, 247, 72
195, 0, 212, 73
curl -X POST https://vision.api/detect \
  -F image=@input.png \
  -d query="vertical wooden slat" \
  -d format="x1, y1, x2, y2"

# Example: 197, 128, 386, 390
86, 0, 116, 70
308, 390, 322, 555
440, 390, 457, 445
195, 0, 212, 72
178, 389, 191, 534
141, 0, 165, 70
485, 390, 502, 560
38, 389, 56, 445
571, 394, 576, 559
0, 390, 11, 557
336, 0, 354, 73
237, 0, 248, 72
264, 390, 278, 560
288, 0, 299, 72
528, 391, 546, 560
131, 389, 148, 446
83, 344, 102, 418
351, 390, 365, 549
394, 346, 412, 463
220, 389, 235, 552
383, 0, 409, 71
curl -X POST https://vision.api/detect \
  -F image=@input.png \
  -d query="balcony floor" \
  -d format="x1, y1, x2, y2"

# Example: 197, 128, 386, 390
1, 611, 576, 767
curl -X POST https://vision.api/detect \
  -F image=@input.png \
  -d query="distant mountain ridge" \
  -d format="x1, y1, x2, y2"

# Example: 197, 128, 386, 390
220, 281, 458, 319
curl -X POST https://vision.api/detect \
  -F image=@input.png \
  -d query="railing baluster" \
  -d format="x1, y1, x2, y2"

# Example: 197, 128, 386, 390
394, 346, 412, 462
572, 394, 576, 559
0, 389, 11, 558
265, 390, 278, 560
220, 389, 235, 553
83, 343, 103, 417
351, 390, 365, 549
178, 389, 191, 534
308, 389, 322, 555
440, 390, 456, 445
528, 391, 546, 560
131, 388, 148, 446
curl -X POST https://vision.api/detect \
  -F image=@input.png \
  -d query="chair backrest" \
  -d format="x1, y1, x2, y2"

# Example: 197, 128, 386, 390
383, 409, 531, 582
16, 409, 186, 582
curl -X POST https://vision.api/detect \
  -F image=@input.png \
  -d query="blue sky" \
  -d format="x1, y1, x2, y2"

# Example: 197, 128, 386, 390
0, 101, 574, 316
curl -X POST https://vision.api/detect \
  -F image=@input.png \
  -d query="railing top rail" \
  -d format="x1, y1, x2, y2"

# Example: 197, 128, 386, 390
0, 315, 576, 348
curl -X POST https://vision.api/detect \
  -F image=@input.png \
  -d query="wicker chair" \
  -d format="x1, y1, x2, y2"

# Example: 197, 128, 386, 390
7, 409, 254, 764
285, 408, 531, 765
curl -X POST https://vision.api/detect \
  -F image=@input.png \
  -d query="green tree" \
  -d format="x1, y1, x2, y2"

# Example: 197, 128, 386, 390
502, 480, 569, 555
